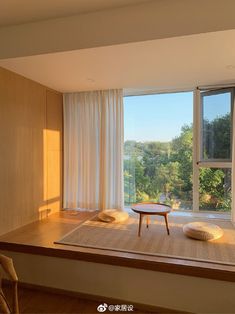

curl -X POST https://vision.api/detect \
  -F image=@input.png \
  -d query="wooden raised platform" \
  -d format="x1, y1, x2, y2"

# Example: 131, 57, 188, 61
0, 210, 235, 283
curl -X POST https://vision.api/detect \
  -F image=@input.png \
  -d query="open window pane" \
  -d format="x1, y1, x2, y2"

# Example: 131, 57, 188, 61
124, 92, 193, 210
199, 168, 231, 211
201, 90, 232, 160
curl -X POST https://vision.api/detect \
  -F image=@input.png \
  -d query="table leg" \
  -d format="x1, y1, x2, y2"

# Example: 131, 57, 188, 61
146, 216, 150, 228
138, 214, 143, 237
164, 214, 170, 235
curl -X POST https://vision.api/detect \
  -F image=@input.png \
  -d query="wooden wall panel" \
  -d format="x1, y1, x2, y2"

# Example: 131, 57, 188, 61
0, 67, 63, 235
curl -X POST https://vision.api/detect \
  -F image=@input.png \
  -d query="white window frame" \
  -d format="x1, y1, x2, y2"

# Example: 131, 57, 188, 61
124, 86, 234, 213
193, 88, 233, 212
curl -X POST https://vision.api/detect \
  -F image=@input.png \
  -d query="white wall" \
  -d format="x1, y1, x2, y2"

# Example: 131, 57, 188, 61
1, 0, 235, 59
2, 250, 235, 313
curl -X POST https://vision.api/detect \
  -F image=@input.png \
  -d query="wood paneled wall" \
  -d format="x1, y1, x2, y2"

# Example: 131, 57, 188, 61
0, 67, 63, 236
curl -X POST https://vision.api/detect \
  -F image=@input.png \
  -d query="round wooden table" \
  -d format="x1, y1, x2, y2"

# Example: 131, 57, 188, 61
131, 203, 171, 237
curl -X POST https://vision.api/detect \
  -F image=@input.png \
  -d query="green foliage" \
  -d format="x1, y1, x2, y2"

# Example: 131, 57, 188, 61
171, 125, 193, 193
203, 113, 231, 159
199, 168, 231, 210
124, 120, 231, 211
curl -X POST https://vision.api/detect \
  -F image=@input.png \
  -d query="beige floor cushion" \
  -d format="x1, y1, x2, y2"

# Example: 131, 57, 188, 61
183, 221, 223, 241
98, 209, 129, 223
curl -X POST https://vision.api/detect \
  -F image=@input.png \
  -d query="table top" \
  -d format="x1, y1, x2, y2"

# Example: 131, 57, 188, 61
131, 203, 171, 214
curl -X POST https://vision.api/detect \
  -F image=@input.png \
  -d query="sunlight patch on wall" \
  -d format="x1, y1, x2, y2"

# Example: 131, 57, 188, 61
43, 129, 61, 204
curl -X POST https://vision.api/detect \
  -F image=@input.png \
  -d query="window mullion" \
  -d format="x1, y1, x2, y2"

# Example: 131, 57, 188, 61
193, 89, 200, 212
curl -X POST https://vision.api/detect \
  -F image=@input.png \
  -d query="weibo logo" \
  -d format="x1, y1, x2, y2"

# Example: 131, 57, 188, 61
97, 303, 108, 312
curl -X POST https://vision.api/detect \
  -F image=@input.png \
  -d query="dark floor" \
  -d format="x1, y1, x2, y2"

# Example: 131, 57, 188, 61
3, 285, 158, 314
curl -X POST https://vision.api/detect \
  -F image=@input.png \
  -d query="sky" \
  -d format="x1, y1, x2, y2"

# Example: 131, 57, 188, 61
203, 92, 231, 122
124, 92, 193, 142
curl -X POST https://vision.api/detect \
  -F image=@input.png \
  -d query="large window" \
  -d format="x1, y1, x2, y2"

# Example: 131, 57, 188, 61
124, 88, 234, 213
124, 92, 193, 210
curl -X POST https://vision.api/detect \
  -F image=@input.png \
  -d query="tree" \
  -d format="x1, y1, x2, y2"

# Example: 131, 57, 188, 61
123, 117, 231, 211
154, 162, 183, 196
199, 168, 231, 210
142, 141, 170, 199
203, 113, 231, 159
124, 149, 149, 204
171, 125, 193, 196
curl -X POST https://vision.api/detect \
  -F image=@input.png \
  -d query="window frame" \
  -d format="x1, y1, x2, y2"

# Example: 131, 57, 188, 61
123, 87, 234, 214
199, 88, 234, 163
193, 87, 234, 212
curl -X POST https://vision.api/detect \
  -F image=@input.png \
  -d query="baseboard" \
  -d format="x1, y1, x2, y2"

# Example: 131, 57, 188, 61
3, 279, 191, 313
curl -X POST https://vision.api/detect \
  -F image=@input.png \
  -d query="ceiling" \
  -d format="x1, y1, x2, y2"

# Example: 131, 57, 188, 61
0, 0, 151, 26
0, 30, 235, 93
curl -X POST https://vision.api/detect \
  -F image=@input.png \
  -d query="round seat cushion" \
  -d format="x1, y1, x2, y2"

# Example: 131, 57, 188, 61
98, 209, 129, 223
183, 222, 223, 241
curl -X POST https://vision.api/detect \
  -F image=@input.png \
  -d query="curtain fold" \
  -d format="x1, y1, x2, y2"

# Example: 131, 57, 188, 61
232, 108, 235, 225
63, 89, 124, 211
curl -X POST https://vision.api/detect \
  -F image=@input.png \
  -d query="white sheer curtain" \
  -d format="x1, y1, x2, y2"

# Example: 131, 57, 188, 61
232, 109, 235, 225
63, 89, 124, 211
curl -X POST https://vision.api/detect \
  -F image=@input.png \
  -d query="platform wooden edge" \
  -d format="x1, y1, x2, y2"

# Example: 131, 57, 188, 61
1, 241, 235, 283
